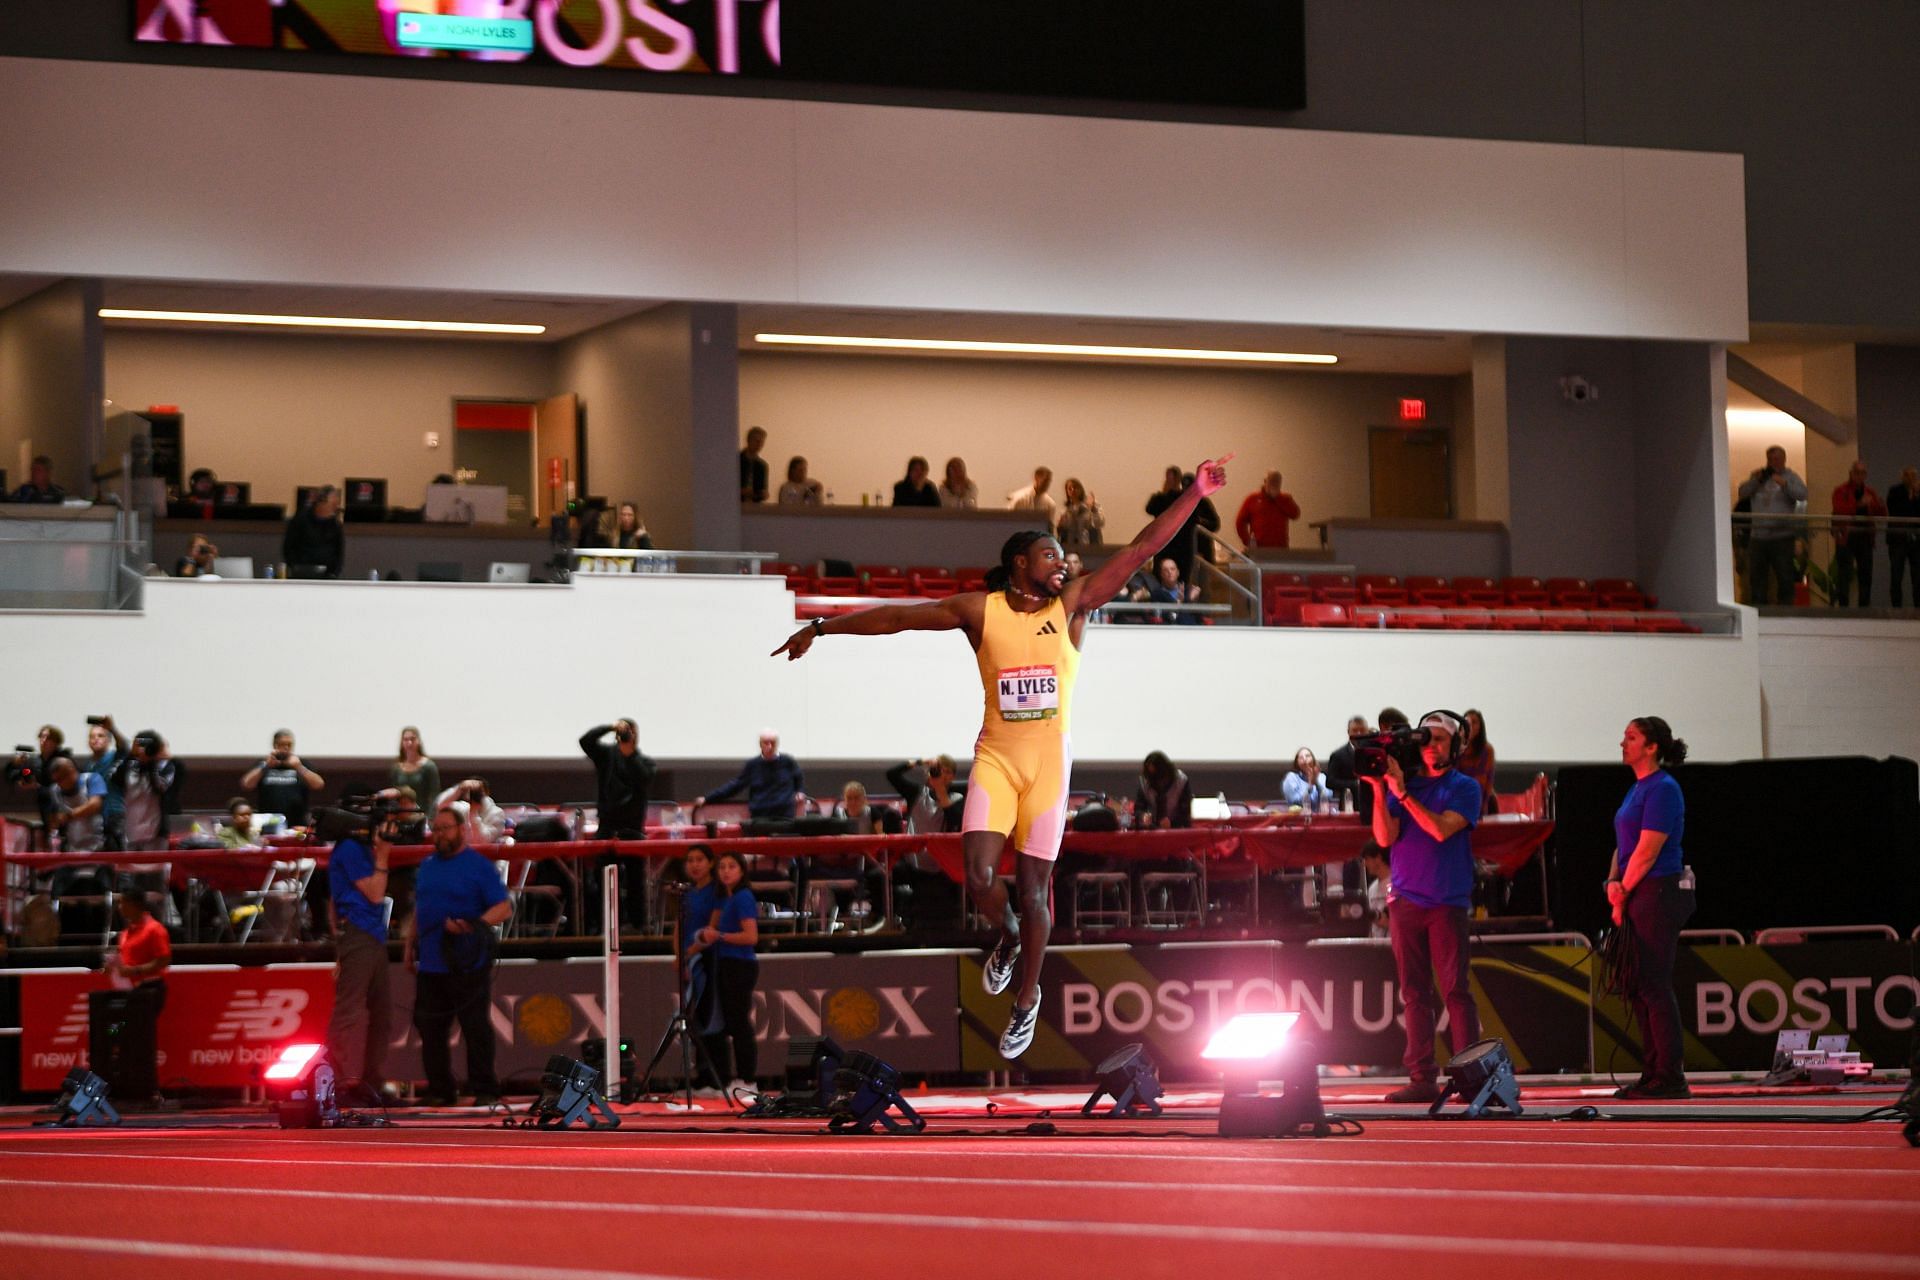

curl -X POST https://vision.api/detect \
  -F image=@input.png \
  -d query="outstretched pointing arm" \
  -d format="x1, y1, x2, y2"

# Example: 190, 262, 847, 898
772, 595, 978, 661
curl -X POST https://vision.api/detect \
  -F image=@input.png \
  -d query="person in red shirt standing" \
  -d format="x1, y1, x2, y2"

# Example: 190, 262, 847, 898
107, 893, 172, 1014
1234, 470, 1302, 550
1831, 460, 1888, 607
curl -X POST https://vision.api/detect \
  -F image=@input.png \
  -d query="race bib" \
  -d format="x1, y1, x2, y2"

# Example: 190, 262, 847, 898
997, 665, 1059, 721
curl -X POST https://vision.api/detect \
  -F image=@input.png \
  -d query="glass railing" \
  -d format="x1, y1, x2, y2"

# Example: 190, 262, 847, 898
0, 505, 147, 610
570, 548, 775, 576
1730, 512, 1920, 609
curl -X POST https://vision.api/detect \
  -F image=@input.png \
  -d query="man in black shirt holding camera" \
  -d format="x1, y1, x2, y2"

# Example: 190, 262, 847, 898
581, 719, 657, 930
241, 729, 326, 828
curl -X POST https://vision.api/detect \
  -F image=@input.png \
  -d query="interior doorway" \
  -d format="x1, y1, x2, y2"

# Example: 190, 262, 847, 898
452, 400, 534, 521
1369, 426, 1452, 518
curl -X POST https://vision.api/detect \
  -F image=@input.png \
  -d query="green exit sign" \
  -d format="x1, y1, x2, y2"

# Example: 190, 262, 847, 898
394, 13, 534, 54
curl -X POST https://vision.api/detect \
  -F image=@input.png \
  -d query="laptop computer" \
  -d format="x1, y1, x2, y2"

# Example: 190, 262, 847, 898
209, 556, 254, 578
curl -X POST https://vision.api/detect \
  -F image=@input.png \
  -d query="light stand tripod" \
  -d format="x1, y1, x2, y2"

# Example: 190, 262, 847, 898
637, 883, 726, 1105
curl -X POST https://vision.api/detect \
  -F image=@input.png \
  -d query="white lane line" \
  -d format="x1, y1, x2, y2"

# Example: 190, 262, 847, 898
7, 1143, 1912, 1182
1, 1177, 1916, 1274
0, 1230, 702, 1280
2, 1162, 1916, 1217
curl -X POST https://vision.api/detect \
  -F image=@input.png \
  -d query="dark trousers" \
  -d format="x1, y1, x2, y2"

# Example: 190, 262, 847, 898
1832, 534, 1875, 606
1389, 899, 1479, 1081
413, 969, 497, 1097
327, 925, 391, 1085
1888, 536, 1916, 607
1624, 874, 1696, 1084
701, 956, 758, 1082
1747, 537, 1797, 605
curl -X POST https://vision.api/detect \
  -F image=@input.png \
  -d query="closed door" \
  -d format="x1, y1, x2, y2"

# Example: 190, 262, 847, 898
1369, 427, 1452, 518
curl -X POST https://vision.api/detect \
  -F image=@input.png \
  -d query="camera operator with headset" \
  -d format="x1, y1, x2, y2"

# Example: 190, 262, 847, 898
405, 803, 511, 1107
325, 797, 397, 1102
1359, 710, 1484, 1104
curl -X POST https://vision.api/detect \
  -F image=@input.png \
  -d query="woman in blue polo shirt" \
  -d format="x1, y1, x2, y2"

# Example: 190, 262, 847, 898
1608, 716, 1695, 1099
695, 850, 760, 1096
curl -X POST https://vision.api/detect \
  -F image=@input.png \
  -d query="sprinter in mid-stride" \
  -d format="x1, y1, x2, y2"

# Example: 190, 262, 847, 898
771, 454, 1231, 1057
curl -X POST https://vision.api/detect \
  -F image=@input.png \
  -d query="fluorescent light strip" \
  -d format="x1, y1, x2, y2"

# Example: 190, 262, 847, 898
754, 332, 1337, 365
99, 308, 545, 336
1725, 408, 1804, 429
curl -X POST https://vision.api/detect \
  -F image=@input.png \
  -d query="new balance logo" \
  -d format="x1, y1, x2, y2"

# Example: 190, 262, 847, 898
210, 989, 311, 1042
50, 995, 90, 1048
1035, 621, 1058, 635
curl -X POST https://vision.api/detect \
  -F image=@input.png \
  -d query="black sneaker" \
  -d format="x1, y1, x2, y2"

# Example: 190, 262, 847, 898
982, 934, 1020, 996
1611, 1076, 1652, 1100
999, 990, 1042, 1059
1385, 1080, 1442, 1104
1622, 1077, 1691, 1100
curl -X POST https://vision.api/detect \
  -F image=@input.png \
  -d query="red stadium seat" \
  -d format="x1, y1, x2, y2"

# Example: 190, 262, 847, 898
1350, 605, 1392, 628
1502, 576, 1550, 608
1442, 607, 1493, 630
1308, 572, 1356, 605
763, 561, 804, 577
1539, 609, 1592, 632
1300, 603, 1351, 627
1545, 577, 1598, 608
1406, 575, 1457, 606
857, 563, 902, 579
1636, 611, 1694, 633
814, 576, 861, 596
913, 574, 959, 598
1492, 608, 1544, 631
1594, 578, 1655, 610
1358, 574, 1408, 606
1452, 576, 1504, 606
908, 565, 951, 579
1388, 607, 1448, 629
866, 575, 914, 597
783, 573, 815, 593
1264, 597, 1307, 626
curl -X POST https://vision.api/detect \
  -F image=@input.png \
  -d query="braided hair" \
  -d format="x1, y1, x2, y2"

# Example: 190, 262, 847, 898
1630, 716, 1689, 766
983, 529, 1054, 593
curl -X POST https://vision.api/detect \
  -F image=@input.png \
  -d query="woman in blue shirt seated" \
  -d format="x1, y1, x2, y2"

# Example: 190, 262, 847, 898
694, 850, 760, 1098
1281, 746, 1333, 812
1608, 716, 1695, 1100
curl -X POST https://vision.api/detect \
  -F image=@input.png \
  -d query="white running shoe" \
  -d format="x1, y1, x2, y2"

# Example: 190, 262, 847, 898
982, 934, 1020, 995
998, 990, 1042, 1059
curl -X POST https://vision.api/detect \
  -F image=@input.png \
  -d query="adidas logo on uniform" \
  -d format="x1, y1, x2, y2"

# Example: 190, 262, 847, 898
1035, 620, 1058, 635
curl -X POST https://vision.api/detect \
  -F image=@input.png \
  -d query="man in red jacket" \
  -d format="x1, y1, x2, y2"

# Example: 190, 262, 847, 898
1234, 470, 1302, 549
1831, 460, 1887, 607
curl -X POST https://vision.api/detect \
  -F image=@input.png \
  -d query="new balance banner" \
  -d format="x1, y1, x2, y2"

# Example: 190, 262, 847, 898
19, 966, 334, 1090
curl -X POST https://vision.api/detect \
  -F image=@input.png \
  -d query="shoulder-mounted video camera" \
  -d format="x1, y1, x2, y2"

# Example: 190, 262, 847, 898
1349, 710, 1466, 777
313, 791, 426, 845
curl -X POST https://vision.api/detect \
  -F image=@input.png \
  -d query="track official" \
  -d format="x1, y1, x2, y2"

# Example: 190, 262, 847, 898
407, 804, 511, 1107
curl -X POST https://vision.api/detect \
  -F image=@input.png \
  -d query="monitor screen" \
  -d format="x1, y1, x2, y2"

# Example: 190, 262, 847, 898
215, 481, 252, 507
344, 478, 387, 511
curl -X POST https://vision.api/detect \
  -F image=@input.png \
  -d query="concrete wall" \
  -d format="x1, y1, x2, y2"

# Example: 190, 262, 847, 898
738, 353, 1461, 542
0, 575, 1764, 767
1759, 617, 1920, 763
555, 304, 741, 551
0, 279, 101, 493
0, 57, 1746, 344
1630, 343, 1730, 613
103, 328, 556, 509
1857, 346, 1920, 486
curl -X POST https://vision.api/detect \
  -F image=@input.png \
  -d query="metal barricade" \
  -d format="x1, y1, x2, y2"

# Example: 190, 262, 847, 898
1753, 924, 1900, 945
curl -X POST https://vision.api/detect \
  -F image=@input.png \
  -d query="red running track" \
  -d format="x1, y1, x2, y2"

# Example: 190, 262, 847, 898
0, 1115, 1916, 1280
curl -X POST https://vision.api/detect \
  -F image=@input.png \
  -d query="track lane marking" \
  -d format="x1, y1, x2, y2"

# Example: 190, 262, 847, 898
0, 1231, 705, 1280
2, 1162, 1916, 1216
1, 1177, 1915, 1273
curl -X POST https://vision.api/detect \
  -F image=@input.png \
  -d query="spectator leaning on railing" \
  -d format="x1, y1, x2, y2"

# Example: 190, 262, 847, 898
892, 456, 940, 508
1830, 460, 1887, 608
697, 731, 807, 823
938, 457, 979, 509
45, 757, 105, 853
1888, 465, 1920, 608
1737, 446, 1807, 606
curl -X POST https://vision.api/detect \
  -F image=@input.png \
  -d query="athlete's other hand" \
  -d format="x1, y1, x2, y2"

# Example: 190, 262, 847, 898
1194, 454, 1234, 497
771, 627, 815, 661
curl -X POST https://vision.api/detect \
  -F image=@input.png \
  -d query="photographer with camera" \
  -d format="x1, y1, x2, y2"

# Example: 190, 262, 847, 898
406, 804, 511, 1107
435, 777, 507, 845
11, 724, 73, 833
44, 757, 106, 852
1359, 711, 1483, 1104
326, 797, 395, 1100
581, 719, 657, 930
241, 729, 325, 829
114, 727, 179, 852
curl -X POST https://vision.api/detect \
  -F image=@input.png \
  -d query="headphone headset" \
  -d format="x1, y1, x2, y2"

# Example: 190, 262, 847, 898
1416, 709, 1468, 770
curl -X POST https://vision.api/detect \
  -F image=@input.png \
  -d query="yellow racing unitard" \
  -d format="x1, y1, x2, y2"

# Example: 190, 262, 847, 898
961, 591, 1081, 860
